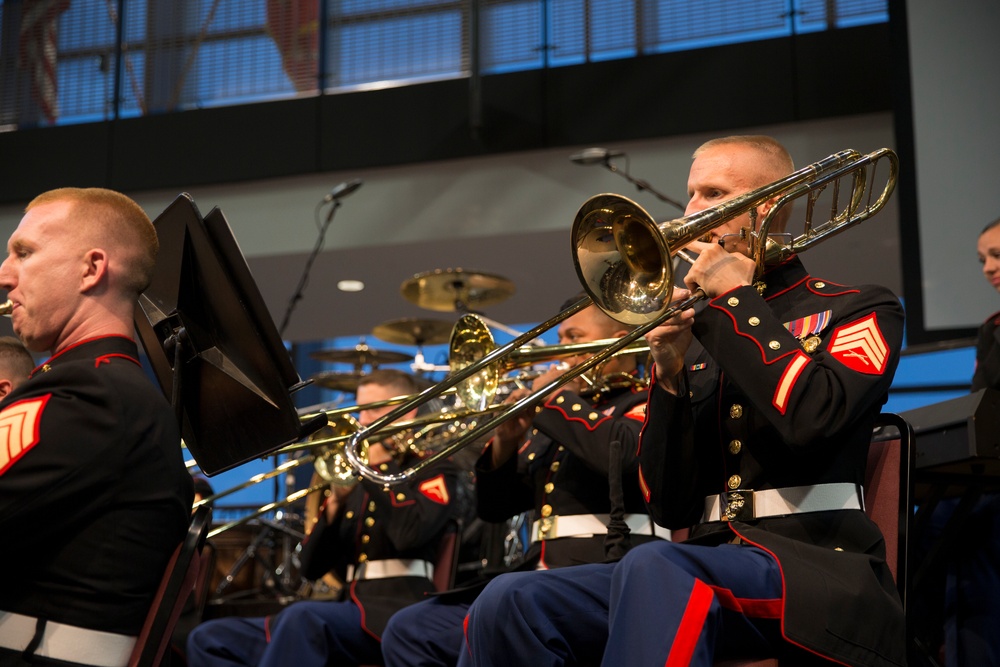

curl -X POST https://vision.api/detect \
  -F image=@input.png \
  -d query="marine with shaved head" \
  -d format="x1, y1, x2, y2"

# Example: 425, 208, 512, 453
0, 188, 193, 667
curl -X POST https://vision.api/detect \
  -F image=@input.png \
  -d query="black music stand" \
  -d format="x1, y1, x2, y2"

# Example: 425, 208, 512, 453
135, 193, 326, 476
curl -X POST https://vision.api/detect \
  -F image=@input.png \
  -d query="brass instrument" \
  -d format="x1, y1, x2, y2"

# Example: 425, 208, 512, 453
339, 147, 898, 488
0, 300, 12, 316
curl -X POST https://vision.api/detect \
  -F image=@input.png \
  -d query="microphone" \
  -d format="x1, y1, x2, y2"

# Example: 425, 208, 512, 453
323, 178, 364, 202
569, 148, 625, 165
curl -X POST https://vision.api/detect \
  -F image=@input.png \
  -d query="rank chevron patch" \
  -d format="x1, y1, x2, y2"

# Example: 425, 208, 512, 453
828, 313, 889, 375
0, 396, 48, 476
418, 474, 450, 505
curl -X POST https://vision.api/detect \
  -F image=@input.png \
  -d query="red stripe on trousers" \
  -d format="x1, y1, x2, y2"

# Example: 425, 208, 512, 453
665, 578, 714, 667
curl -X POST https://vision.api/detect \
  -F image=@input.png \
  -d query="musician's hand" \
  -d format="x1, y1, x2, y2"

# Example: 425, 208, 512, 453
684, 240, 755, 298
491, 388, 533, 468
644, 289, 695, 394
367, 442, 394, 467
531, 361, 583, 397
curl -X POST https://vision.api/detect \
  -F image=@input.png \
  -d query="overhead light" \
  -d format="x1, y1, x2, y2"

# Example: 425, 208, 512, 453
337, 279, 365, 292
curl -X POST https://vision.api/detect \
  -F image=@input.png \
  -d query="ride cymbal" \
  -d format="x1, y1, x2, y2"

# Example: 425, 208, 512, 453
309, 343, 413, 367
310, 371, 365, 392
400, 268, 515, 312
372, 318, 454, 346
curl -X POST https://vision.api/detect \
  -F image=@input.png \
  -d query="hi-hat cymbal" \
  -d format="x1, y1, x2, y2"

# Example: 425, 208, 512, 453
310, 371, 364, 392
401, 268, 515, 312
372, 318, 454, 346
309, 344, 414, 366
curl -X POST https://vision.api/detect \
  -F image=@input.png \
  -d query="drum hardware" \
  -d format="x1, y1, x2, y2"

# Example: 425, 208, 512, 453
342, 148, 900, 487
400, 268, 515, 313
309, 371, 366, 392
309, 342, 414, 368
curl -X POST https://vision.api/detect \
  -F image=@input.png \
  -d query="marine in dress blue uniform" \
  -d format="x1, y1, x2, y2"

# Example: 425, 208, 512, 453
382, 304, 664, 667
0, 188, 194, 667
186, 442, 460, 667
460, 136, 907, 667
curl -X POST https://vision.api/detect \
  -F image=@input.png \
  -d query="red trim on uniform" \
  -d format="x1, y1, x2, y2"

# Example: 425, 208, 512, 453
95, 353, 141, 368
350, 580, 381, 640
762, 273, 810, 301
638, 465, 651, 502
264, 615, 273, 643
707, 584, 782, 618
706, 302, 797, 366
31, 334, 137, 377
463, 613, 473, 657
772, 352, 810, 415
665, 578, 715, 667
541, 392, 613, 430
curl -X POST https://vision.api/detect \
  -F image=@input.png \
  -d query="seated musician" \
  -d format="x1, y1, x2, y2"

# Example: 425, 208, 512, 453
0, 188, 194, 667
460, 135, 907, 666
186, 369, 463, 667
381, 299, 667, 667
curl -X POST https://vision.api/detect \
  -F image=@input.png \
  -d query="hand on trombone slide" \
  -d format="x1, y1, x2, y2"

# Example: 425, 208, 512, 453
644, 288, 695, 395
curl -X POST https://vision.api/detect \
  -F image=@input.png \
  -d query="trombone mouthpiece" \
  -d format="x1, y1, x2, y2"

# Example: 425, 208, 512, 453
0, 300, 11, 317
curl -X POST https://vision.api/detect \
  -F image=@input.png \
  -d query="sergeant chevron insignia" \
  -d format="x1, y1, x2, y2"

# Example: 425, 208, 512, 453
828, 313, 889, 375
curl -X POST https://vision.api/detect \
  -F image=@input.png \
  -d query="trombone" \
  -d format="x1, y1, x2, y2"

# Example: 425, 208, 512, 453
342, 147, 899, 488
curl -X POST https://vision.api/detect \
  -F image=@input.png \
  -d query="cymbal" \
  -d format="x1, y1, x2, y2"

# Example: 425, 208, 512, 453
309, 344, 414, 366
401, 268, 515, 312
310, 371, 364, 392
372, 318, 454, 346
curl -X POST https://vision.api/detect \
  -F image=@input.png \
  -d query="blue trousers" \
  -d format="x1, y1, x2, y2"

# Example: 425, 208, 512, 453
381, 597, 469, 667
186, 600, 383, 667
461, 541, 784, 667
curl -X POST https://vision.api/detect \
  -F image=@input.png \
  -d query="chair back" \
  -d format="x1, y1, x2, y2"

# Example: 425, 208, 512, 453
432, 519, 462, 592
867, 412, 914, 607
128, 504, 212, 667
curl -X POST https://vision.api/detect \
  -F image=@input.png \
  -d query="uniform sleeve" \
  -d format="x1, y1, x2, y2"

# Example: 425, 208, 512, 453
692, 283, 904, 448
531, 389, 647, 476
365, 461, 458, 552
0, 372, 142, 536
474, 443, 534, 522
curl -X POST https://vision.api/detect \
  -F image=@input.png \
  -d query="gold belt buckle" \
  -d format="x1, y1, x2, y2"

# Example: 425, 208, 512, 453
722, 490, 755, 521
537, 516, 557, 540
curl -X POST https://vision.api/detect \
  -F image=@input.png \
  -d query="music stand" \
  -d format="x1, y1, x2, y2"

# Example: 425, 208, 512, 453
135, 193, 326, 476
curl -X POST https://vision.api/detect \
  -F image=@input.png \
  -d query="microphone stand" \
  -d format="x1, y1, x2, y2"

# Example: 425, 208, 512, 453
600, 155, 686, 214
278, 198, 343, 337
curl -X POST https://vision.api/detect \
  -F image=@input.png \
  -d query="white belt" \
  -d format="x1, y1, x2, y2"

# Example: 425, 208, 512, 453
0, 611, 136, 667
531, 513, 662, 542
346, 558, 434, 582
702, 483, 863, 523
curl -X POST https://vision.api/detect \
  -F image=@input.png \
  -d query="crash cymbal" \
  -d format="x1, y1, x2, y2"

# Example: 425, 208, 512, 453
401, 268, 515, 313
309, 343, 414, 366
372, 318, 454, 346
310, 371, 364, 392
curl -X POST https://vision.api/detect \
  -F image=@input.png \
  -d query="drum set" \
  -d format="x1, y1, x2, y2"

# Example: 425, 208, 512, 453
204, 267, 525, 611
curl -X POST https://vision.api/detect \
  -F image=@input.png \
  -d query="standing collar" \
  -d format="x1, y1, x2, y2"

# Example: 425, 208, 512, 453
30, 335, 139, 378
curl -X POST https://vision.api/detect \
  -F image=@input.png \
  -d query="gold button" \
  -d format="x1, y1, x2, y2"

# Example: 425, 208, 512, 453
527, 452, 536, 461
729, 404, 743, 419
748, 316, 760, 326
550, 461, 560, 472
729, 439, 742, 455
556, 396, 565, 404
768, 341, 780, 350
345, 511, 355, 519
557, 446, 565, 452
365, 517, 375, 527
540, 504, 553, 517
589, 411, 599, 420
728, 475, 741, 489
358, 553, 368, 563
531, 428, 538, 435
727, 297, 740, 307
379, 463, 389, 471
361, 534, 370, 544
544, 482, 554, 493
571, 404, 582, 412
689, 391, 693, 398
396, 493, 406, 501
41, 364, 52, 373
834, 546, 844, 551
814, 281, 826, 289
368, 501, 376, 511
535, 406, 543, 413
